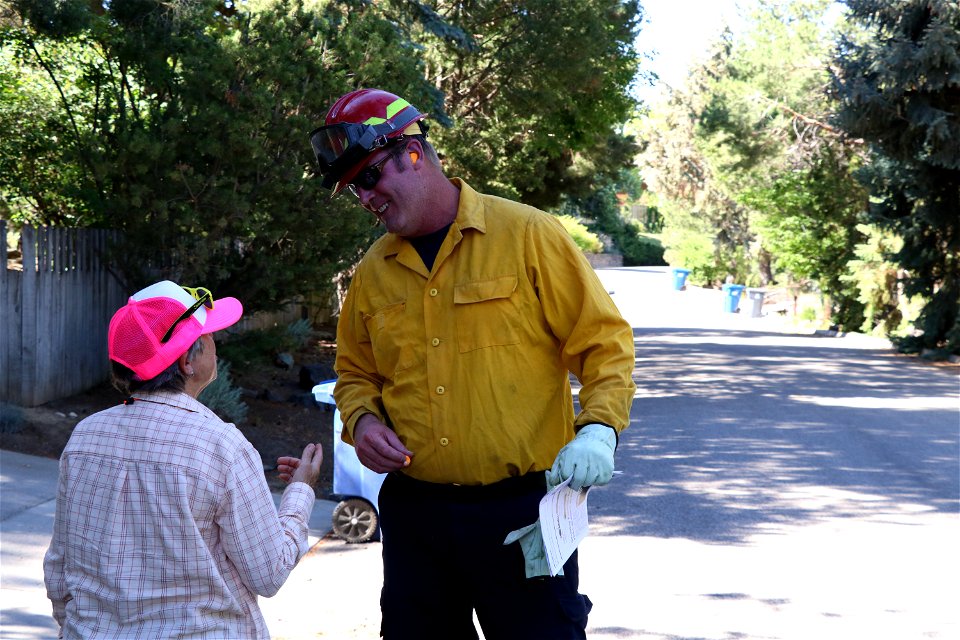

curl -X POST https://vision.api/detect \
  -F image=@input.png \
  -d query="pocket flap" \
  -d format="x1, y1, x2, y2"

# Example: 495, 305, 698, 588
454, 275, 518, 304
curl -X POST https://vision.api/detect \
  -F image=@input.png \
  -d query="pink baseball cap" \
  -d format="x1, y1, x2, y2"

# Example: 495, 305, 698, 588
108, 280, 243, 380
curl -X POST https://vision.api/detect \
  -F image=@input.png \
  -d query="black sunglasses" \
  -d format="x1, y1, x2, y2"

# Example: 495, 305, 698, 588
347, 144, 405, 198
161, 287, 214, 343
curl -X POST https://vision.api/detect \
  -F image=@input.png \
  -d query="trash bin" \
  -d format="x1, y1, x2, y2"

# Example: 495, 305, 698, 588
670, 267, 691, 291
313, 379, 386, 543
745, 288, 766, 318
721, 284, 745, 313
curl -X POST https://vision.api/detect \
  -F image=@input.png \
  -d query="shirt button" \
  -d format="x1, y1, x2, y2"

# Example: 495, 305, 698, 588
436, 385, 445, 395
440, 437, 450, 446
431, 338, 440, 347
429, 288, 438, 297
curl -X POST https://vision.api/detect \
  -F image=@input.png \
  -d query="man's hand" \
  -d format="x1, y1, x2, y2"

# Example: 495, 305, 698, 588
277, 442, 323, 486
547, 423, 616, 491
503, 473, 562, 578
353, 414, 413, 473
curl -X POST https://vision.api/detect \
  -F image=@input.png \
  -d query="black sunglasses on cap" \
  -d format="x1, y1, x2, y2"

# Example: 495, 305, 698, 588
160, 286, 214, 343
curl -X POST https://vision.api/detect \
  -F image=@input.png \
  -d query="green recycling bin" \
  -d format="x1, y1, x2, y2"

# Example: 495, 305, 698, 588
721, 284, 745, 313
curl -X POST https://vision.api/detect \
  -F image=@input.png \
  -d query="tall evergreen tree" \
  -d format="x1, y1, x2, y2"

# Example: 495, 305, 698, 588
831, 0, 960, 353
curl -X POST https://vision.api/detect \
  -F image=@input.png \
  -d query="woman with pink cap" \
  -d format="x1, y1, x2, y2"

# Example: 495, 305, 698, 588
43, 280, 323, 639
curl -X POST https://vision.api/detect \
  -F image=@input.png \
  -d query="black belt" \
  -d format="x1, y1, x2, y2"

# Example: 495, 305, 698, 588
389, 470, 546, 502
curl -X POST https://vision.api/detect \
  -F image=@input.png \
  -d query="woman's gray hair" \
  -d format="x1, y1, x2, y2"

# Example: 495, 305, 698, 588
111, 337, 205, 395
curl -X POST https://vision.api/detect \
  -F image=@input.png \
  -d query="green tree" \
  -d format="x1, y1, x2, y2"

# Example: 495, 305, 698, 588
697, 0, 869, 325
740, 145, 867, 329
635, 33, 755, 285
843, 223, 924, 338
1, 0, 439, 310
0, 39, 91, 224
637, 0, 873, 329
404, 0, 643, 209
556, 177, 666, 267
2, 0, 649, 313
831, 0, 960, 354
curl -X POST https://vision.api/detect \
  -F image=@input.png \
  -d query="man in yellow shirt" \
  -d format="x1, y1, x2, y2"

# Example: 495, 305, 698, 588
309, 88, 636, 639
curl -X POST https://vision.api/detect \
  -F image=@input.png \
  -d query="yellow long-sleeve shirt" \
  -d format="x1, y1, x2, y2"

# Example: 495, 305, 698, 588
334, 179, 636, 485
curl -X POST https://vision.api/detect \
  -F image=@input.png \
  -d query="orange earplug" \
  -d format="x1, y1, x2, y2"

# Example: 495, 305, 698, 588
409, 151, 419, 164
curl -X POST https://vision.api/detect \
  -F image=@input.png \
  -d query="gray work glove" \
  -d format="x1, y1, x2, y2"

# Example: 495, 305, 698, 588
503, 473, 560, 578
547, 423, 617, 491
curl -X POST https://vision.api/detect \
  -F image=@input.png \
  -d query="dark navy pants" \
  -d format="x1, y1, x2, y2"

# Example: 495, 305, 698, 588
377, 471, 592, 640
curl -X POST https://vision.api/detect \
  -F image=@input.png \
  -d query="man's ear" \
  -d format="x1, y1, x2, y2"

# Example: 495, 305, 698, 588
406, 138, 424, 167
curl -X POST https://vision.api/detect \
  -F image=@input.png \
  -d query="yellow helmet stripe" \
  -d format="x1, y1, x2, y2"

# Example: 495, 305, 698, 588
362, 98, 412, 126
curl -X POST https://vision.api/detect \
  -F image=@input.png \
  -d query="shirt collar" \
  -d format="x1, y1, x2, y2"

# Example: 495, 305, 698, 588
130, 389, 205, 414
381, 177, 486, 258
450, 178, 487, 234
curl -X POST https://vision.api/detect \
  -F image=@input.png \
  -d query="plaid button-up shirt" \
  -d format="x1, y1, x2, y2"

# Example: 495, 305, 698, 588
43, 390, 315, 639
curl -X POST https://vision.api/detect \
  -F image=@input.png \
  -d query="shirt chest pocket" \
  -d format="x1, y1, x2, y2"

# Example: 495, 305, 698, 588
362, 301, 417, 376
454, 275, 521, 353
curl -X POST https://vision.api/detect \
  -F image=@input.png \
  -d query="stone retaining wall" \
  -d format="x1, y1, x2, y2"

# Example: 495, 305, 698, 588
585, 252, 623, 268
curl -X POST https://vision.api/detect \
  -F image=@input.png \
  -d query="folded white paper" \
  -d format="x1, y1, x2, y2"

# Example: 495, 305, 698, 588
538, 476, 591, 576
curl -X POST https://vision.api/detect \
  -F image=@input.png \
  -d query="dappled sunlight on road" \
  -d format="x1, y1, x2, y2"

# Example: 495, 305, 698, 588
577, 280, 959, 638
581, 511, 959, 640
789, 394, 958, 410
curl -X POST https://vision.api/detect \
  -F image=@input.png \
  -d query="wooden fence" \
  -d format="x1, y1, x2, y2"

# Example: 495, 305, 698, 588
2, 221, 338, 407
2, 221, 127, 407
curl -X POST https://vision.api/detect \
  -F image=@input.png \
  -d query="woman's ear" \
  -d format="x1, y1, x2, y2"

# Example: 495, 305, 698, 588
177, 352, 193, 378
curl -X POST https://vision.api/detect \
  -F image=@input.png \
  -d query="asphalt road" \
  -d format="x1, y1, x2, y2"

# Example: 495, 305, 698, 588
264, 267, 959, 640
4, 267, 958, 639
580, 268, 959, 639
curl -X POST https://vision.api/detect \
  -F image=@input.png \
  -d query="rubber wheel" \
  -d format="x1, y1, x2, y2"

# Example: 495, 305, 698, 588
331, 498, 379, 543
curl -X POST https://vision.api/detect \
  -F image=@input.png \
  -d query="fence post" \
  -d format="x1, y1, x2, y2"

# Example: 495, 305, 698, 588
0, 220, 10, 403
20, 225, 37, 406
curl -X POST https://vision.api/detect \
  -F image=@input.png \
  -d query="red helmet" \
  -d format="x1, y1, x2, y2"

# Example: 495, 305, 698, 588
310, 88, 427, 196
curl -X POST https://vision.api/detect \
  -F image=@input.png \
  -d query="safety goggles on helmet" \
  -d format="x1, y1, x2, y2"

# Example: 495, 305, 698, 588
309, 107, 423, 190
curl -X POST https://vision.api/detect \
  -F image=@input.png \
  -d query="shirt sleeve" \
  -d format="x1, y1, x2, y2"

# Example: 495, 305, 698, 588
333, 267, 389, 443
43, 462, 70, 631
525, 213, 636, 432
218, 440, 315, 597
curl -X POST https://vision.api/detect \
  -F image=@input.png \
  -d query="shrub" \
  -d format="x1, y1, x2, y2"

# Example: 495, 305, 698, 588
618, 228, 666, 266
556, 215, 603, 253
285, 318, 313, 351
0, 402, 26, 435
198, 360, 248, 425
218, 319, 314, 367
663, 230, 722, 286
